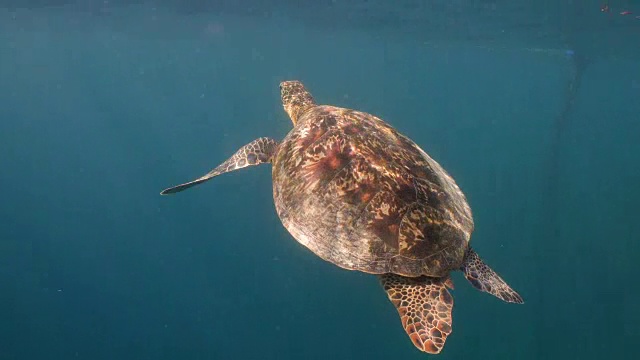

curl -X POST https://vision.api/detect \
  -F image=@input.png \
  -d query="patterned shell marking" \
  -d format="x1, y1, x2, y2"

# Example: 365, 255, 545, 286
272, 105, 473, 277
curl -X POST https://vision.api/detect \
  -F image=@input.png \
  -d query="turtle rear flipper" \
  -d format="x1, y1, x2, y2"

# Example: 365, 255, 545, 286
461, 248, 524, 304
160, 137, 279, 195
379, 274, 453, 354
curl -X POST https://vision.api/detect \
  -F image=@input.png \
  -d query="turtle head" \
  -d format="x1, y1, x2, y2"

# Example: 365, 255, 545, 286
280, 80, 316, 125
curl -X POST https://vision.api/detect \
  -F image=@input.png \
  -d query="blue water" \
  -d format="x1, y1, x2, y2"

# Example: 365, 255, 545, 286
1, 2, 639, 359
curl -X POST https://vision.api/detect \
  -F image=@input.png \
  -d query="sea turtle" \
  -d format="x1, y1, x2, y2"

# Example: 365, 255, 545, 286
160, 80, 523, 354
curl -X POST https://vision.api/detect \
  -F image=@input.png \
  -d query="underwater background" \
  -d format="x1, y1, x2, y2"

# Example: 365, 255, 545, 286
1, 1, 639, 359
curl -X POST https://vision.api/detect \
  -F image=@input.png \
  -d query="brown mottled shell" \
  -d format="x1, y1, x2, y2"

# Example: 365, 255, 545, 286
272, 105, 474, 277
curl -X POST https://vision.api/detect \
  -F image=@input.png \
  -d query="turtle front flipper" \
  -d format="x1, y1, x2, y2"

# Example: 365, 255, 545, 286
461, 248, 524, 304
379, 274, 454, 354
160, 137, 279, 195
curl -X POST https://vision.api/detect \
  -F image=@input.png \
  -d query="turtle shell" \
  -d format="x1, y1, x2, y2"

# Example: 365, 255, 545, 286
272, 105, 474, 277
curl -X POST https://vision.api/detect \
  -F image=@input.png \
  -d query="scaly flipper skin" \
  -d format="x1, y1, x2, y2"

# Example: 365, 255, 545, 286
460, 248, 524, 304
160, 137, 279, 195
380, 274, 454, 354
